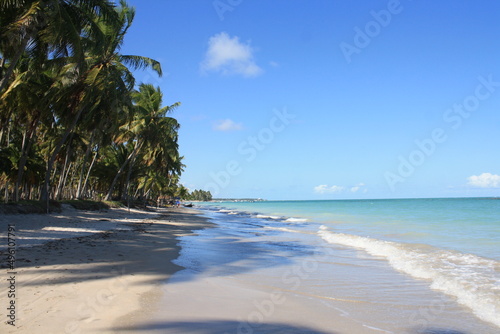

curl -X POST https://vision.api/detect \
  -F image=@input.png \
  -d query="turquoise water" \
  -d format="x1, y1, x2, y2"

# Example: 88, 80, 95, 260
193, 198, 500, 331
202, 198, 500, 260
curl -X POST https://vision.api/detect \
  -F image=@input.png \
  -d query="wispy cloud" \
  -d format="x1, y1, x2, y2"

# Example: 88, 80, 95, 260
213, 119, 243, 132
314, 185, 345, 194
350, 183, 366, 193
314, 183, 366, 194
467, 173, 500, 188
200, 32, 263, 77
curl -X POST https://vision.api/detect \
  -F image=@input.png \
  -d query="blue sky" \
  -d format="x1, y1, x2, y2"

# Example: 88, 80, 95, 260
121, 0, 500, 200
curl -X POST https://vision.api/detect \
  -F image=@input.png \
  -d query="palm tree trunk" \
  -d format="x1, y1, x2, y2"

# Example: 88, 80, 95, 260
81, 148, 98, 199
105, 141, 141, 201
123, 152, 137, 201
55, 151, 71, 200
55, 131, 75, 200
0, 107, 14, 146
40, 103, 87, 211
15, 115, 40, 201
0, 58, 6, 76
4, 181, 9, 204
76, 131, 95, 198
60, 162, 73, 199
15, 129, 30, 201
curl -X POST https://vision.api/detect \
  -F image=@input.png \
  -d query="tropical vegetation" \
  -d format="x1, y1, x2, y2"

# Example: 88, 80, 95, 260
0, 0, 189, 209
185, 189, 213, 202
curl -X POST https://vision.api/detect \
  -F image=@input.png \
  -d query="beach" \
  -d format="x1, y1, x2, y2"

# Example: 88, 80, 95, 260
0, 205, 396, 334
0, 206, 213, 333
186, 199, 500, 334
2, 199, 499, 334
0, 206, 370, 334
2, 2, 499, 333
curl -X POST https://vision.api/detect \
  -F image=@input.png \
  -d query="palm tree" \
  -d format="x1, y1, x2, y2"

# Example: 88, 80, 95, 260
105, 84, 180, 200
0, 0, 117, 93
39, 0, 162, 205
0, 1, 190, 205
0, 0, 118, 203
0, 56, 56, 201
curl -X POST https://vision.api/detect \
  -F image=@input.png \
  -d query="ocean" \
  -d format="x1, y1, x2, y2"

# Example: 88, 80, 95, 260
170, 198, 499, 333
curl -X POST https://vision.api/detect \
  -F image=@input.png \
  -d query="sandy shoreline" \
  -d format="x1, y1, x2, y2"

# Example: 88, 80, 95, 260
0, 206, 213, 333
3, 205, 493, 333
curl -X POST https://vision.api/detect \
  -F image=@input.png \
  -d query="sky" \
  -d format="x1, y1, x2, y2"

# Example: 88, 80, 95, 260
120, 0, 500, 200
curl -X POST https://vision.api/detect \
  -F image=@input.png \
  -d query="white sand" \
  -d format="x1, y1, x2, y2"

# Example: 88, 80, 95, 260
0, 205, 158, 250
0, 206, 211, 333
1, 206, 385, 334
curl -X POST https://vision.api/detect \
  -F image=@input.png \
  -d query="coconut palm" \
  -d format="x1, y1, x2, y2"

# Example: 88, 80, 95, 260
0, 0, 117, 93
105, 84, 180, 200
0, 1, 190, 205
39, 0, 162, 205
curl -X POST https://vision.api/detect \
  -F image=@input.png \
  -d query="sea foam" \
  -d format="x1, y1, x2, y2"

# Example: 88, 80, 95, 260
255, 214, 282, 220
284, 217, 309, 223
318, 225, 500, 328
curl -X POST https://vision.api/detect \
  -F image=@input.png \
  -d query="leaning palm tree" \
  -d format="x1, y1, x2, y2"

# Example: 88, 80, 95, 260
137, 130, 184, 201
0, 56, 56, 201
39, 0, 162, 205
104, 83, 180, 201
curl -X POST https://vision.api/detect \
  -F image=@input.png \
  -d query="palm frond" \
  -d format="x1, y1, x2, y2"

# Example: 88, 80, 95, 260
119, 55, 162, 76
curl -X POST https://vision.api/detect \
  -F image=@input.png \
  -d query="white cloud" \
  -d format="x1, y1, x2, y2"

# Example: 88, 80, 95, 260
315, 183, 366, 195
350, 183, 366, 193
213, 119, 243, 131
467, 173, 500, 188
314, 185, 345, 194
200, 32, 263, 77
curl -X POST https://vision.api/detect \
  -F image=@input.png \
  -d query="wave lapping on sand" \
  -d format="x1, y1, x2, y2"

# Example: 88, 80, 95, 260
318, 225, 500, 328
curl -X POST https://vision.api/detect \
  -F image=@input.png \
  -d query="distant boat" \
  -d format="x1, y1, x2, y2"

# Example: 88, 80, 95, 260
183, 203, 194, 207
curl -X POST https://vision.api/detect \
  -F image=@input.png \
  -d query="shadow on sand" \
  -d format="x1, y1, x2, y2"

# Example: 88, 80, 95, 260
414, 328, 470, 334
5, 209, 317, 288
113, 319, 334, 333
2, 210, 210, 286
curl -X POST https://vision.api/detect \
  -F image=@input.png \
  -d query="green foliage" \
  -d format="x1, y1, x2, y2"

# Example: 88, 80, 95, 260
103, 200, 125, 208
0, 1, 185, 207
185, 189, 213, 202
